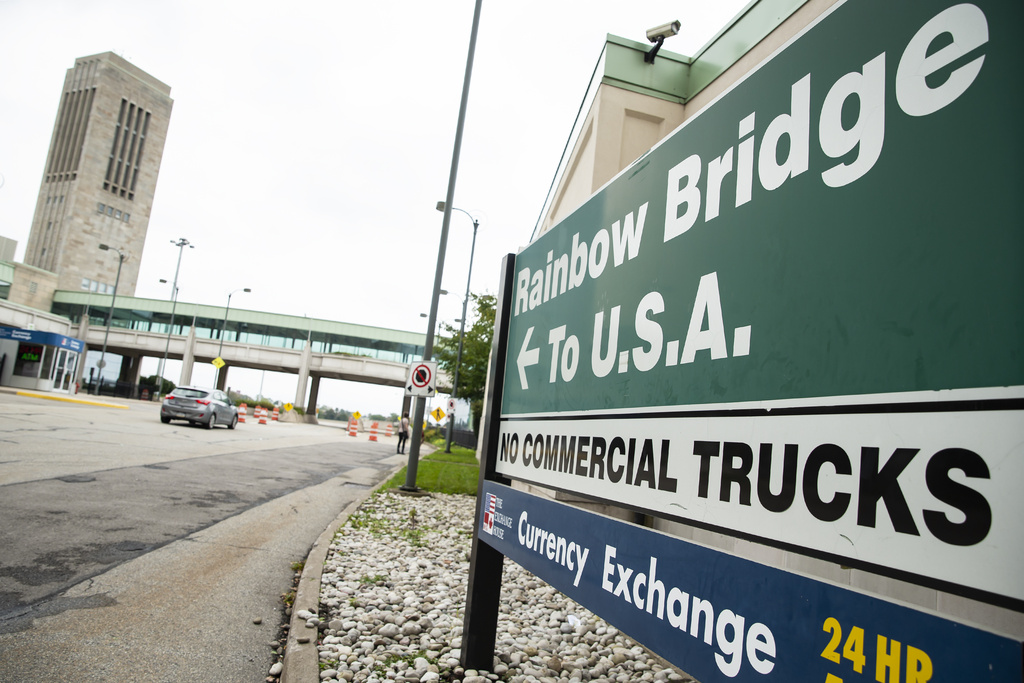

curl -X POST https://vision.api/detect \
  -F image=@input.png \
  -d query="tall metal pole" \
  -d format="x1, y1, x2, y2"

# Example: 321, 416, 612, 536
157, 238, 192, 396
97, 244, 125, 394
402, 0, 483, 491
215, 287, 250, 388
442, 209, 479, 453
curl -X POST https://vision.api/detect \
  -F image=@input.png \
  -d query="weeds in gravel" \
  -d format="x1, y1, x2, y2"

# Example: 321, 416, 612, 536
370, 651, 439, 678
358, 573, 389, 585
403, 527, 427, 547
342, 496, 430, 547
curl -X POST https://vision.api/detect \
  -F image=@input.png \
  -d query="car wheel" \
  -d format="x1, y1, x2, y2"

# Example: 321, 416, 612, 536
228, 413, 238, 430
160, 415, 171, 424
206, 413, 217, 430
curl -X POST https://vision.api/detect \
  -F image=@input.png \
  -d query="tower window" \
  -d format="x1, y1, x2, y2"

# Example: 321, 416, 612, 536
105, 98, 151, 202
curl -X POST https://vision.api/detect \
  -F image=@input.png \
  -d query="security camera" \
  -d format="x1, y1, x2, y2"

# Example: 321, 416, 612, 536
646, 21, 681, 43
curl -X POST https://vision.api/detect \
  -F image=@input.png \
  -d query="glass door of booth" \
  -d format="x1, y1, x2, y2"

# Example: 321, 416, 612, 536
50, 348, 78, 393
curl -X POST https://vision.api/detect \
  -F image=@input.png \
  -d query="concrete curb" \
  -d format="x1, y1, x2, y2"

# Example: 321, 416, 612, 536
279, 444, 437, 683
11, 389, 129, 409
280, 488, 377, 683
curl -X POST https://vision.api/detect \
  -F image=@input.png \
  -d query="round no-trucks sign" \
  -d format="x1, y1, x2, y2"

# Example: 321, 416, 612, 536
405, 361, 437, 397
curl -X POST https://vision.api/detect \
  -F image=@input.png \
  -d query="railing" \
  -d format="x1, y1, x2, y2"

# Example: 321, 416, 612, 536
450, 428, 478, 450
83, 379, 160, 401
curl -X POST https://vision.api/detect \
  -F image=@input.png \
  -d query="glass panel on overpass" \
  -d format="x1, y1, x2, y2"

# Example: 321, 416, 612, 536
51, 293, 425, 363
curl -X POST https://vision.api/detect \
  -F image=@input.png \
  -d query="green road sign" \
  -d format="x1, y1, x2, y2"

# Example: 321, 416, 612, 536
502, 0, 1023, 416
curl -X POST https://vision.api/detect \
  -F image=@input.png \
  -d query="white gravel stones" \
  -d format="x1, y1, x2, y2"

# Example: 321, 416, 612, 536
316, 491, 695, 683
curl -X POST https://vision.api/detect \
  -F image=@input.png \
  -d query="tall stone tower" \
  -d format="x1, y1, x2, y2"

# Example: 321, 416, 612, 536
23, 52, 173, 296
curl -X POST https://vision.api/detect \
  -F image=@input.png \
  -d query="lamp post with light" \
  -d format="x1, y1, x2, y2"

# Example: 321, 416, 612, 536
96, 244, 125, 394
436, 201, 479, 453
215, 287, 251, 388
156, 238, 193, 396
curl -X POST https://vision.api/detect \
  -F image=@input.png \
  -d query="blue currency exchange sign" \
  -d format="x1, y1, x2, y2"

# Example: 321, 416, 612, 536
479, 482, 1022, 683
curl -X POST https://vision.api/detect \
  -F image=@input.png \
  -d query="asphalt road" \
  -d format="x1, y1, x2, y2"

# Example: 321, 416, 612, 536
0, 391, 405, 682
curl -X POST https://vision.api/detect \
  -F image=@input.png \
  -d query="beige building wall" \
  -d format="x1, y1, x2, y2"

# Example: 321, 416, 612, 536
542, 86, 686, 234
529, 0, 1023, 639
0, 236, 16, 262
0, 295, 75, 336
4, 262, 60, 312
23, 52, 173, 298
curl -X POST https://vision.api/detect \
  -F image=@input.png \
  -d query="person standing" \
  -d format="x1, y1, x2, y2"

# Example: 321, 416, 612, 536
397, 412, 410, 454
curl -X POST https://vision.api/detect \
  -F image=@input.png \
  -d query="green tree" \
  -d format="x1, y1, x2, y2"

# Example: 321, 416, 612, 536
434, 293, 495, 431
142, 374, 175, 395
318, 407, 350, 422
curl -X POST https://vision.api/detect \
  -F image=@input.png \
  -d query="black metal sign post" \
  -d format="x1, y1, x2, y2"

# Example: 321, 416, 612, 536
461, 254, 515, 669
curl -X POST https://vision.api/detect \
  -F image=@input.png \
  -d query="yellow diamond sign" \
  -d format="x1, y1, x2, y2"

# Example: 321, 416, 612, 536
211, 357, 226, 369
431, 406, 446, 422
352, 411, 362, 420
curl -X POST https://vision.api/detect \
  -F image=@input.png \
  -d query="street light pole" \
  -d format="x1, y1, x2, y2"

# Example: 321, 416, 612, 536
436, 202, 479, 453
401, 0, 482, 492
215, 287, 251, 388
97, 244, 125, 394
156, 238, 193, 396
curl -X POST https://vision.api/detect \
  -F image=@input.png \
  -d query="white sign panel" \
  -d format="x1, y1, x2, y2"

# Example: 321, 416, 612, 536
405, 361, 437, 397
495, 393, 1024, 605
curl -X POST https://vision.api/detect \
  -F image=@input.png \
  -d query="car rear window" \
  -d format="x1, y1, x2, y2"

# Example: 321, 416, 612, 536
172, 388, 208, 399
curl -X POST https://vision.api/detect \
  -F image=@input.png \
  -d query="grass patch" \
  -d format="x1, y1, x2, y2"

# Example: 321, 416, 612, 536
381, 440, 479, 496
424, 445, 478, 465
383, 458, 478, 496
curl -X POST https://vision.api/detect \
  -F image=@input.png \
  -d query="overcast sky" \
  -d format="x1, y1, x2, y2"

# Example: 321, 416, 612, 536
0, 0, 748, 415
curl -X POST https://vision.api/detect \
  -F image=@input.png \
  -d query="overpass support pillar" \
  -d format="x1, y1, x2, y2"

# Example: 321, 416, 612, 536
306, 375, 320, 416
76, 313, 90, 341
216, 366, 228, 392
180, 326, 196, 386
119, 354, 144, 385
74, 316, 91, 387
294, 344, 311, 409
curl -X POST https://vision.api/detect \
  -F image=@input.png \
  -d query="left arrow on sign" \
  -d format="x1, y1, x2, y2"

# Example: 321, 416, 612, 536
517, 326, 540, 390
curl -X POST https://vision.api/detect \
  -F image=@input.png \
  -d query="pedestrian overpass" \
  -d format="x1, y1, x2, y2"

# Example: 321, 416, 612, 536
47, 291, 429, 413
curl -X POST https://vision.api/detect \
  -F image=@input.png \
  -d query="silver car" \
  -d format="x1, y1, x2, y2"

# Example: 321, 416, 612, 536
160, 386, 238, 429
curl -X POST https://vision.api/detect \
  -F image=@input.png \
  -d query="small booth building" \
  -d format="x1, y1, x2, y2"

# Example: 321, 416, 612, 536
0, 327, 83, 393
